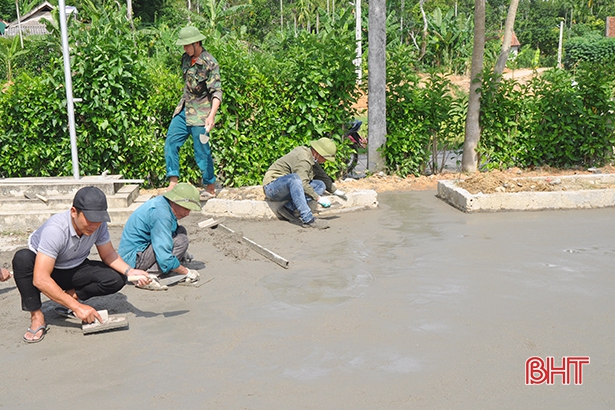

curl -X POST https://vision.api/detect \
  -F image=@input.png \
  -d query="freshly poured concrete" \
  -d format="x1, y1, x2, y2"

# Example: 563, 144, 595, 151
1, 191, 613, 408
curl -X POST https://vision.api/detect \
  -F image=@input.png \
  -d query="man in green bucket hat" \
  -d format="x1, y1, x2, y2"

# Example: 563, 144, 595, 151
263, 138, 346, 229
119, 183, 203, 288
165, 26, 222, 198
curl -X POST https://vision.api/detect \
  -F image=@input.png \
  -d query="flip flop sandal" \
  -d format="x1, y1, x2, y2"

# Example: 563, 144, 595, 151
23, 325, 49, 344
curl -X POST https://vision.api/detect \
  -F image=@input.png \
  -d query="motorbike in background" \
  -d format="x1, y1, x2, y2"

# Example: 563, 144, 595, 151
343, 119, 367, 176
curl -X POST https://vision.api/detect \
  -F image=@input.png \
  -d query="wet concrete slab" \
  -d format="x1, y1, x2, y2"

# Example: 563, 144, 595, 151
1, 191, 613, 408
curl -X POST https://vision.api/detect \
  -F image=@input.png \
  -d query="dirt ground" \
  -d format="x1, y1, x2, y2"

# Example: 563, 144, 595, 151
146, 166, 615, 200
334, 165, 615, 194
457, 166, 615, 194
352, 68, 548, 114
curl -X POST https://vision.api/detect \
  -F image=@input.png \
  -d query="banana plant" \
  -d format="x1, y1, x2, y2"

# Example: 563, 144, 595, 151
199, 0, 251, 31
0, 35, 28, 82
424, 7, 473, 72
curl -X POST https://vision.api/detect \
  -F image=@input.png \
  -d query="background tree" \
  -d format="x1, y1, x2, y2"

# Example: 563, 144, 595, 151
462, 0, 485, 173
493, 0, 519, 76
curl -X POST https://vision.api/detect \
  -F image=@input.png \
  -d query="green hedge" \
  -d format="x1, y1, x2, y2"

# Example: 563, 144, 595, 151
385, 43, 465, 176
2, 4, 615, 186
211, 29, 360, 187
0, 5, 359, 187
563, 35, 615, 69
478, 65, 615, 169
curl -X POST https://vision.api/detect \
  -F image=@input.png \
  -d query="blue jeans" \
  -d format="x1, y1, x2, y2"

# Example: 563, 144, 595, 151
264, 174, 325, 223
164, 109, 215, 185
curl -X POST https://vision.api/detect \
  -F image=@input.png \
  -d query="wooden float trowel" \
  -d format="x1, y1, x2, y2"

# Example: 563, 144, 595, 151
82, 309, 129, 335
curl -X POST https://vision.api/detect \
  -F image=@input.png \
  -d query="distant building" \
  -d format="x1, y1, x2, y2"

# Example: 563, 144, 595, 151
607, 17, 615, 38
1, 2, 77, 37
510, 31, 521, 56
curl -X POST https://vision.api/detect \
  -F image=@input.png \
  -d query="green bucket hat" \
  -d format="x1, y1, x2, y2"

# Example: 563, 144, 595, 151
176, 26, 206, 46
310, 137, 337, 162
163, 183, 202, 211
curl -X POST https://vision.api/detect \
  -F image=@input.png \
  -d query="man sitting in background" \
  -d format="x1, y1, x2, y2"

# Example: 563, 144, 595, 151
263, 138, 346, 229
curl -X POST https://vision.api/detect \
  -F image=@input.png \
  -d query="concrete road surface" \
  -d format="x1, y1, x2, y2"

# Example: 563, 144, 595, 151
0, 191, 613, 409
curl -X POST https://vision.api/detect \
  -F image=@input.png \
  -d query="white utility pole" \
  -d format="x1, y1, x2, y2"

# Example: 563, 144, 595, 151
368, 0, 386, 172
15, 0, 23, 48
355, 0, 362, 82
557, 21, 564, 69
58, 0, 80, 179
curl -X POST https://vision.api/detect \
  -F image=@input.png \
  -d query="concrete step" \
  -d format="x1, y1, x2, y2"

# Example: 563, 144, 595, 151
0, 175, 143, 197
0, 184, 142, 212
0, 175, 146, 231
0, 202, 144, 231
202, 189, 378, 219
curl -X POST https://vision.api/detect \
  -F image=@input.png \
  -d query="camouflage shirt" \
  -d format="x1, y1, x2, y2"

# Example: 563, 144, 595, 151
173, 49, 223, 126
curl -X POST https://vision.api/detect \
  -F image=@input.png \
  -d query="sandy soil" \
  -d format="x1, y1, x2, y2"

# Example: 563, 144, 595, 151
353, 68, 548, 113
333, 165, 615, 194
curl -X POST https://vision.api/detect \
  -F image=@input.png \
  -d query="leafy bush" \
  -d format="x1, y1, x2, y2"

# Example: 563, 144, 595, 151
0, 6, 360, 188
209, 27, 360, 186
0, 72, 68, 178
521, 66, 615, 167
385, 43, 465, 176
0, 3, 173, 186
563, 35, 615, 69
477, 65, 615, 170
478, 71, 527, 169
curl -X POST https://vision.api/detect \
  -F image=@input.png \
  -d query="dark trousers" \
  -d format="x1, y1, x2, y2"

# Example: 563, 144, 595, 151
12, 249, 126, 312
135, 226, 189, 273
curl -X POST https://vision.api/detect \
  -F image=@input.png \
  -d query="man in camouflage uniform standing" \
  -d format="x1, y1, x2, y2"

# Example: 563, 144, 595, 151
165, 26, 222, 197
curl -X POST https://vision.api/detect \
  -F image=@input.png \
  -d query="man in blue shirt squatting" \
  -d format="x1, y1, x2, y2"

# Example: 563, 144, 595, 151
12, 187, 152, 343
118, 183, 202, 290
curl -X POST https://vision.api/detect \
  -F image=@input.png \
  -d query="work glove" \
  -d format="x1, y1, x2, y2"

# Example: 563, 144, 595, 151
186, 269, 201, 283
317, 196, 331, 208
333, 189, 347, 201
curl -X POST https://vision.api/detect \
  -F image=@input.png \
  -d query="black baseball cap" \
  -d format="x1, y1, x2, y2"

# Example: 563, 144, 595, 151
72, 186, 111, 222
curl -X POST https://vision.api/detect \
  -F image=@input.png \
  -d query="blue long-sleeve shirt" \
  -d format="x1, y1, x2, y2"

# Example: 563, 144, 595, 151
118, 196, 181, 273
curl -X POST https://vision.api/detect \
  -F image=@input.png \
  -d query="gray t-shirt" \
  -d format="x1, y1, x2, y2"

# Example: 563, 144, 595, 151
28, 210, 111, 269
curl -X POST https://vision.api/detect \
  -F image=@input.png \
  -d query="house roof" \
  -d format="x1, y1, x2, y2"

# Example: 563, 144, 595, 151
510, 31, 521, 47
1, 2, 75, 37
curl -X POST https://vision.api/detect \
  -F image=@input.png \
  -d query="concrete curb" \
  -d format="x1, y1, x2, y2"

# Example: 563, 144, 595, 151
201, 189, 379, 219
437, 174, 615, 212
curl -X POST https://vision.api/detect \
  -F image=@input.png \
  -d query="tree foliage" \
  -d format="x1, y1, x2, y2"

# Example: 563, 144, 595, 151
0, 2, 360, 187
2, 0, 615, 185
